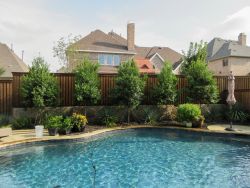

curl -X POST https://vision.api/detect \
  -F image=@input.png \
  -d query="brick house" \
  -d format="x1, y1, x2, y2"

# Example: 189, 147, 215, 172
64, 22, 182, 74
207, 33, 250, 76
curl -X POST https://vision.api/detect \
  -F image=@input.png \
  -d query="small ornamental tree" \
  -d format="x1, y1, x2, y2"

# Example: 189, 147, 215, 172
53, 34, 82, 71
74, 58, 101, 113
186, 59, 218, 104
113, 60, 146, 123
21, 57, 59, 123
153, 62, 177, 104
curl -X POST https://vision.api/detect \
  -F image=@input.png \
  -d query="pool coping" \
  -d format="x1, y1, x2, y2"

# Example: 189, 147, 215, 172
1, 125, 250, 150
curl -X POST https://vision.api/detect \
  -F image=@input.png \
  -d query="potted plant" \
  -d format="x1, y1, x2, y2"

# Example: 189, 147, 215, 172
71, 113, 88, 132
58, 117, 73, 135
177, 104, 202, 128
45, 116, 62, 136
192, 115, 205, 128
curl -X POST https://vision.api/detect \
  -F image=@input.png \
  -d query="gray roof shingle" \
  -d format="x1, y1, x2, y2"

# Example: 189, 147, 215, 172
207, 38, 250, 61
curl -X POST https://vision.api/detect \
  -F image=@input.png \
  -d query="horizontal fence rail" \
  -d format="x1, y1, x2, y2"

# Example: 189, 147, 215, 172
0, 72, 250, 114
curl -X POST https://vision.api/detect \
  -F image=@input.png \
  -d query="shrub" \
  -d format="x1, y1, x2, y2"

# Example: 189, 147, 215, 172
153, 62, 177, 104
113, 60, 146, 123
132, 106, 160, 124
160, 105, 177, 121
45, 115, 63, 129
71, 113, 88, 131
11, 117, 34, 130
74, 58, 101, 107
226, 103, 249, 123
95, 107, 124, 126
177, 104, 201, 122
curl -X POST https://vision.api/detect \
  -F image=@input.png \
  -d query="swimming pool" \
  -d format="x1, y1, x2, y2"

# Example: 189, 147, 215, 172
0, 128, 250, 188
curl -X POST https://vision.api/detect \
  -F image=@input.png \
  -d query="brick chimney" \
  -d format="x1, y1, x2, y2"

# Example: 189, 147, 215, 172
238, 33, 247, 46
127, 22, 135, 51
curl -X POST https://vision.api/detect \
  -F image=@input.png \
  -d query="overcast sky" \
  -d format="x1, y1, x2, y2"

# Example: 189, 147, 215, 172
0, 0, 250, 71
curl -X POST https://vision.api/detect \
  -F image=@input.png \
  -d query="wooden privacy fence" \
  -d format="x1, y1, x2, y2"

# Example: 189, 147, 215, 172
1, 72, 250, 114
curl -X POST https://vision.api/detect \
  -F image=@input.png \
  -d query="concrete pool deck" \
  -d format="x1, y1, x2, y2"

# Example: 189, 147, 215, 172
1, 124, 250, 149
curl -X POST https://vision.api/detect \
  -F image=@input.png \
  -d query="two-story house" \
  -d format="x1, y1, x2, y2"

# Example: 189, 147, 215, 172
63, 22, 182, 74
207, 33, 250, 76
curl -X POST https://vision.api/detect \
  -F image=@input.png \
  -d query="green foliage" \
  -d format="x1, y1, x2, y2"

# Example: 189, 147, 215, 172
113, 60, 146, 123
0, 67, 5, 76
181, 41, 207, 74
226, 103, 249, 122
98, 109, 118, 127
21, 57, 59, 108
74, 58, 101, 106
143, 108, 159, 125
11, 117, 34, 130
153, 62, 177, 104
62, 117, 72, 130
132, 106, 160, 124
186, 59, 218, 104
177, 104, 201, 122
45, 115, 63, 129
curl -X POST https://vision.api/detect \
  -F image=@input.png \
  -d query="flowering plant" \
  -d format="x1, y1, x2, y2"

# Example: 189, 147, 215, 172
71, 113, 88, 131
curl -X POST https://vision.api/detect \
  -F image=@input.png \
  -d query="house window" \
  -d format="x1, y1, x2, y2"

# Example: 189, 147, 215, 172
223, 59, 228, 66
99, 54, 105, 65
98, 54, 121, 66
114, 55, 120, 66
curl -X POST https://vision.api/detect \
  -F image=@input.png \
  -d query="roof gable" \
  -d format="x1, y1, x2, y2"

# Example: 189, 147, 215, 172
207, 38, 250, 61
72, 30, 135, 54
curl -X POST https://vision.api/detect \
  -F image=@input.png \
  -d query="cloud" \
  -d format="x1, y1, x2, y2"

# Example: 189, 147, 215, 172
0, 0, 83, 71
194, 6, 250, 44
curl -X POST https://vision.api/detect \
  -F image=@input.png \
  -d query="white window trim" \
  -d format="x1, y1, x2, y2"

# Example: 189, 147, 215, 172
150, 53, 165, 63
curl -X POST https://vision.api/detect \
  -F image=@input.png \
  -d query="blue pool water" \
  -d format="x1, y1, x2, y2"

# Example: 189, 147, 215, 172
1, 129, 250, 188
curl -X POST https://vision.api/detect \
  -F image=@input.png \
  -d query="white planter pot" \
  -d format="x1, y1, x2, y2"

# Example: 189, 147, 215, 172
35, 125, 44, 138
186, 122, 192, 128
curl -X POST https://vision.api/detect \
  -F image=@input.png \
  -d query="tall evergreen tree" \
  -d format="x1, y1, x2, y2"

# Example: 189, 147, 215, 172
153, 62, 177, 104
74, 58, 101, 109
113, 60, 146, 123
186, 59, 218, 104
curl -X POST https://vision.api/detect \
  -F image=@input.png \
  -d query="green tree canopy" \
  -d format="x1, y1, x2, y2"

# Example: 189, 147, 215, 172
74, 58, 101, 106
153, 62, 177, 104
21, 57, 59, 108
181, 41, 207, 74
185, 59, 218, 104
113, 60, 146, 123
